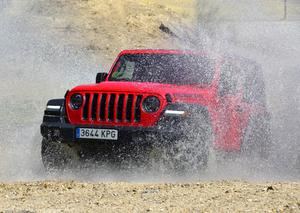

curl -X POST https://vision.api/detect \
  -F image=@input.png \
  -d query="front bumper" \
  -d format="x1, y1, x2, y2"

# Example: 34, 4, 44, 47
40, 122, 184, 145
41, 101, 211, 146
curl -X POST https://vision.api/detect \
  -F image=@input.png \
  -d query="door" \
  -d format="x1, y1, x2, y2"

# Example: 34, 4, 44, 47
214, 59, 248, 151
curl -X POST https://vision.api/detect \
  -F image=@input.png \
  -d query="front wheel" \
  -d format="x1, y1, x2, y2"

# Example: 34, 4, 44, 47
165, 117, 212, 174
170, 135, 209, 173
242, 115, 272, 160
41, 138, 81, 172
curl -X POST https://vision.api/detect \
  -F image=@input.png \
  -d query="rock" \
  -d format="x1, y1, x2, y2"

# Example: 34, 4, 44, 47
159, 23, 178, 37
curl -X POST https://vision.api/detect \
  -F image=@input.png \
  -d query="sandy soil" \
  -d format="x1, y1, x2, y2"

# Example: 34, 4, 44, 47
30, 0, 196, 64
0, 181, 299, 212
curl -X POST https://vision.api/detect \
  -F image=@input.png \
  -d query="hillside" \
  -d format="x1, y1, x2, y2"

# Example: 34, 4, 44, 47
30, 0, 196, 63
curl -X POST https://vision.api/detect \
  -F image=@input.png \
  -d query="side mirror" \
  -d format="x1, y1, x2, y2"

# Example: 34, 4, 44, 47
96, 73, 108, 83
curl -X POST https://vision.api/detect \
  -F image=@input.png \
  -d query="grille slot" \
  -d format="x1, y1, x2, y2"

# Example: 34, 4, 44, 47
134, 95, 143, 122
108, 94, 116, 121
83, 93, 90, 120
82, 93, 143, 123
117, 94, 125, 121
100, 94, 107, 120
91, 94, 98, 120
126, 94, 134, 122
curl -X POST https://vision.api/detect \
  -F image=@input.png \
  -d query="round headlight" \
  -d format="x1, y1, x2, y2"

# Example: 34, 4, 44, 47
142, 96, 160, 113
70, 93, 83, 110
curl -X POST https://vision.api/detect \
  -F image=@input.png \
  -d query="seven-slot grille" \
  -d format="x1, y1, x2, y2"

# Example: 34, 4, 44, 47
82, 93, 143, 123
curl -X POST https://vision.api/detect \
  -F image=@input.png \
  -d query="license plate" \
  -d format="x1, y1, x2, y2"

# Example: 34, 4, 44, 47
76, 128, 118, 140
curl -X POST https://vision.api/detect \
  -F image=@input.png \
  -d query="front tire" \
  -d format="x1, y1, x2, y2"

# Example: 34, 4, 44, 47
41, 138, 80, 172
165, 115, 212, 174
242, 115, 272, 160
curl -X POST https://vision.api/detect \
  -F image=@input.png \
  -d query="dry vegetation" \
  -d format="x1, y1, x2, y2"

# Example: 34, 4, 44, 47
28, 0, 300, 63
30, 0, 196, 63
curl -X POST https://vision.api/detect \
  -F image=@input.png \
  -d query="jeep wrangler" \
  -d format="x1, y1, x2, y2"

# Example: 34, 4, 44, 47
40, 49, 271, 171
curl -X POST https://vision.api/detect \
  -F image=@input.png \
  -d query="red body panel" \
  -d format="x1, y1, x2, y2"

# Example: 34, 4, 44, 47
66, 82, 215, 127
66, 49, 267, 152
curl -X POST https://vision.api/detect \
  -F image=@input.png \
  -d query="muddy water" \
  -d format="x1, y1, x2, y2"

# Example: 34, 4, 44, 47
240, 23, 299, 177
0, 1, 98, 181
195, 11, 300, 178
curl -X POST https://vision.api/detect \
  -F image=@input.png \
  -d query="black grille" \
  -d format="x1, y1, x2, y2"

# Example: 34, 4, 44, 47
134, 95, 143, 122
126, 94, 133, 121
83, 94, 90, 120
82, 93, 143, 123
91, 94, 98, 120
108, 94, 116, 121
100, 94, 107, 120
117, 94, 125, 121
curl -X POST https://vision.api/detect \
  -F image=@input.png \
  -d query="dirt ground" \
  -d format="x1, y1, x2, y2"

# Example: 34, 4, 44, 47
0, 181, 299, 212
0, 0, 299, 212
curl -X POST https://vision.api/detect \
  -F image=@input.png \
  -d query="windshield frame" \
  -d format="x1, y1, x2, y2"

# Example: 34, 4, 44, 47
108, 53, 216, 86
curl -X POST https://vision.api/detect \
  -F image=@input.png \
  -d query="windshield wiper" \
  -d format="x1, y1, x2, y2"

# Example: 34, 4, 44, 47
111, 78, 132, 82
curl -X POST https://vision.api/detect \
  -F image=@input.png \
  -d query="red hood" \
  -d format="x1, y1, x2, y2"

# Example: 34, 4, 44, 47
70, 81, 216, 105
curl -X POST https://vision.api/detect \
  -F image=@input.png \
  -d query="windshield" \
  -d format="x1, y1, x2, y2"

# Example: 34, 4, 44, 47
109, 54, 215, 85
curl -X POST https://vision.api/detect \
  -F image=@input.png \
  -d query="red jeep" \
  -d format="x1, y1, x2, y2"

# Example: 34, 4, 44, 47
41, 49, 271, 171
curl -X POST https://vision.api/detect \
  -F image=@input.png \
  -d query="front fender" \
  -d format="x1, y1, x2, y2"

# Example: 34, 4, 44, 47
43, 99, 67, 123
